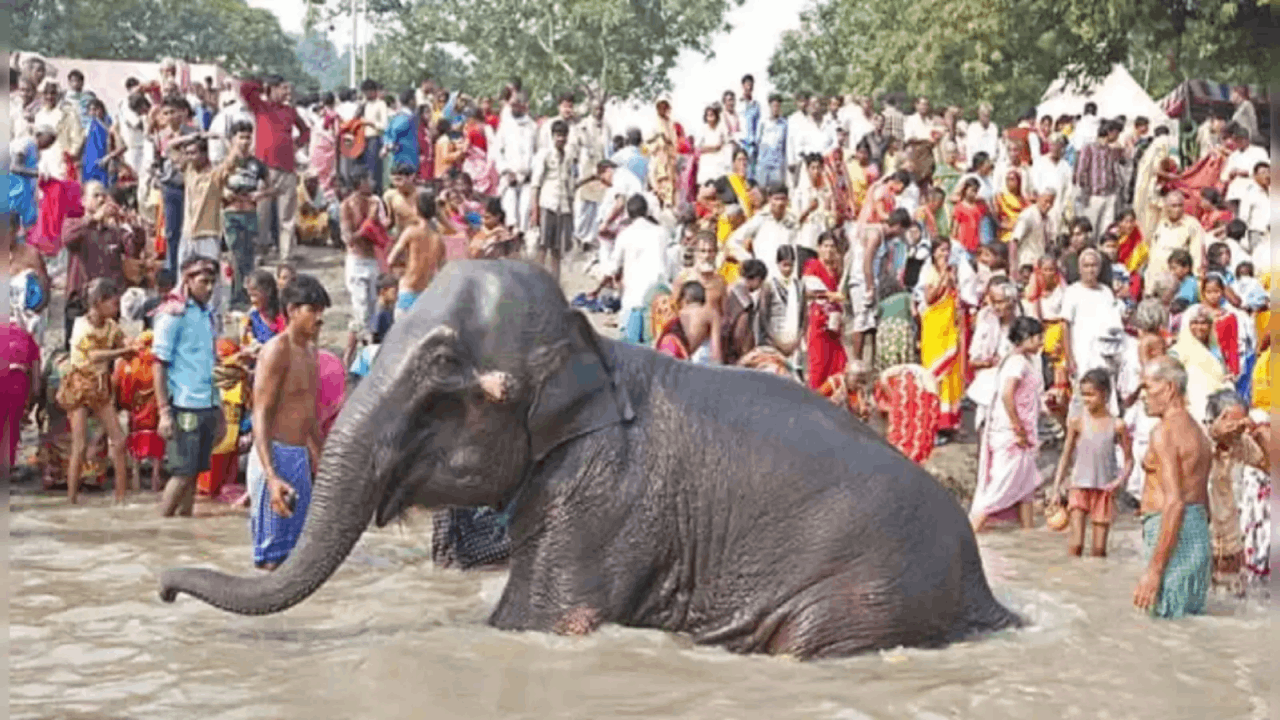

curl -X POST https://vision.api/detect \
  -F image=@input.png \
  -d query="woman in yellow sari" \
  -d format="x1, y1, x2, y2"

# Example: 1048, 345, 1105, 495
995, 170, 1029, 243
920, 238, 964, 438
716, 148, 755, 285
1171, 305, 1232, 423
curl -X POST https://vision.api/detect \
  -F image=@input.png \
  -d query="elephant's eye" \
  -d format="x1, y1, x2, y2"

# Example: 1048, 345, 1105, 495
429, 351, 462, 376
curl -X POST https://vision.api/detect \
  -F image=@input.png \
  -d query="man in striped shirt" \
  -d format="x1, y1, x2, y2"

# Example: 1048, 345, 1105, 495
1073, 119, 1123, 242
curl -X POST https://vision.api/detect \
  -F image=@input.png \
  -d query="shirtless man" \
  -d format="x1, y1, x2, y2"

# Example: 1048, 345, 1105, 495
6, 217, 51, 329
386, 186, 455, 320
382, 163, 419, 236
655, 281, 723, 364
673, 232, 727, 318
1133, 356, 1214, 618
249, 273, 330, 570
339, 168, 385, 366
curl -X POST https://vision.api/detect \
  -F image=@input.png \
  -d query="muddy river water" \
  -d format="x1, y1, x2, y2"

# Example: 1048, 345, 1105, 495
8, 489, 1271, 720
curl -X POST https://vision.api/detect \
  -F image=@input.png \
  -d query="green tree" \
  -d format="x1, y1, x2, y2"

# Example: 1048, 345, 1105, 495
295, 31, 350, 92
768, 0, 1271, 124
12, 0, 310, 87
314, 0, 745, 107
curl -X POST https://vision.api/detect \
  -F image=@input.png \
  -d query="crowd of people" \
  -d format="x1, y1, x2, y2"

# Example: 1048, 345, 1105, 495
4, 52, 1270, 614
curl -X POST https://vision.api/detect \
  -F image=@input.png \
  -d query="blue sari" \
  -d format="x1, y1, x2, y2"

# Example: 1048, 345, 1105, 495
81, 118, 110, 187
7, 138, 39, 227
247, 308, 284, 345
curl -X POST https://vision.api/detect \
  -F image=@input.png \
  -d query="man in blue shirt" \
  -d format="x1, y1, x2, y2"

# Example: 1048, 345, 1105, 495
755, 94, 788, 190
382, 89, 420, 176
154, 255, 223, 517
740, 74, 761, 181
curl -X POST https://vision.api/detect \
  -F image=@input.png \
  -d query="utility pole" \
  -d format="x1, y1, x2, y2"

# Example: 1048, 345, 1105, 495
350, 0, 358, 87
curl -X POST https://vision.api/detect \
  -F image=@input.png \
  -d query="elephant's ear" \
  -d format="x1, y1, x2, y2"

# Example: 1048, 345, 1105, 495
526, 311, 635, 463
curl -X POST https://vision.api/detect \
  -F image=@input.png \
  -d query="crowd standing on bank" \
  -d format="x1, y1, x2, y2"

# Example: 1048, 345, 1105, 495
4, 53, 1270, 611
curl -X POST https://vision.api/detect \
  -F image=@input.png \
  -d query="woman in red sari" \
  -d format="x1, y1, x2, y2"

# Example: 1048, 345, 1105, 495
951, 177, 987, 254
460, 109, 498, 196
802, 232, 848, 390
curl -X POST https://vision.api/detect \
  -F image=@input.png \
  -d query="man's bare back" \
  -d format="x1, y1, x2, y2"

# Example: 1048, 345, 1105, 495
1140, 407, 1211, 514
679, 303, 722, 362
254, 332, 319, 449
676, 269, 727, 317
392, 219, 446, 295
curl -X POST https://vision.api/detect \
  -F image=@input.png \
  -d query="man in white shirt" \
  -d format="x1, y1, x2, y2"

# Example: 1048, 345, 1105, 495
493, 93, 538, 234
1071, 102, 1100, 153
785, 96, 825, 188
33, 81, 83, 180
725, 185, 799, 281
592, 159, 646, 265
1236, 162, 1269, 253
1008, 191, 1057, 270
903, 96, 933, 143
601, 194, 671, 345
1030, 134, 1073, 228
358, 79, 389, 193
965, 102, 998, 168
1220, 124, 1268, 204
537, 92, 577, 154
208, 95, 254, 164
1061, 248, 1120, 385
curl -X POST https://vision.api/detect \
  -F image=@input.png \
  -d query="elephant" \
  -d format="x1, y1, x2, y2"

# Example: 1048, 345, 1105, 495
160, 259, 1021, 659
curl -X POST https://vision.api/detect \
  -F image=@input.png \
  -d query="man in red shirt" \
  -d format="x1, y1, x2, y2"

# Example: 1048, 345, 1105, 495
239, 75, 310, 262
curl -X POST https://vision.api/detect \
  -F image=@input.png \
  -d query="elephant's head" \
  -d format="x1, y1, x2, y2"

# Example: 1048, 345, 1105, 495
160, 260, 634, 614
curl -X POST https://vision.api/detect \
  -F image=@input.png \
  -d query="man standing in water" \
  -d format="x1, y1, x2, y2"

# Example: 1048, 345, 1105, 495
155, 257, 223, 517
1133, 356, 1213, 618
249, 274, 330, 570
387, 187, 452, 320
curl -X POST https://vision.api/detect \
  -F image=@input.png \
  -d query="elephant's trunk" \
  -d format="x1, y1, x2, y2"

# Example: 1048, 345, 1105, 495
159, 402, 387, 615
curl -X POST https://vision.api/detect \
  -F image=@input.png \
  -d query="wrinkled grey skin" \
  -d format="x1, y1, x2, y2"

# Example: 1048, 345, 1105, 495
160, 260, 1020, 658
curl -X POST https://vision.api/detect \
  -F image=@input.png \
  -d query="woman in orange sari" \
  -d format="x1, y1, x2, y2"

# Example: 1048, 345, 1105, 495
994, 170, 1029, 243
114, 330, 164, 491
920, 238, 964, 437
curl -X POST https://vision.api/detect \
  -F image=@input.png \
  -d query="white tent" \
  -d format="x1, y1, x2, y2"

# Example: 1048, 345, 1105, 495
1037, 64, 1175, 130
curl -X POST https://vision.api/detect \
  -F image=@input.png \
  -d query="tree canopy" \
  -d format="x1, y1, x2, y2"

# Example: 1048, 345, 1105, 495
13, 0, 310, 87
313, 0, 746, 108
767, 0, 1273, 124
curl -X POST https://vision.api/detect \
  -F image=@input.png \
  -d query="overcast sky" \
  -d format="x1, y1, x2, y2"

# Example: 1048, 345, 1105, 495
251, 0, 803, 127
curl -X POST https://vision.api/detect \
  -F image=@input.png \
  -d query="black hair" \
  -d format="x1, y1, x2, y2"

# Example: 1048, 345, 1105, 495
680, 281, 706, 305
1255, 161, 1270, 175
1070, 217, 1093, 235
626, 194, 649, 220
766, 183, 788, 198
180, 254, 218, 276
229, 119, 254, 136
162, 95, 187, 111
416, 186, 438, 220
551, 119, 569, 136
391, 162, 416, 176
1168, 248, 1192, 269
768, 93, 782, 104
129, 94, 151, 114
1083, 102, 1097, 115
86, 97, 106, 115
741, 259, 768, 281
1236, 261, 1254, 277
968, 151, 990, 171
1202, 274, 1225, 291
1169, 297, 1191, 315
982, 241, 1009, 270
339, 88, 357, 102
776, 245, 796, 264
817, 230, 839, 248
86, 277, 120, 305
742, 73, 755, 84
376, 272, 399, 292
1079, 368, 1112, 397
384, 93, 398, 108
1008, 316, 1044, 344
704, 105, 721, 123
399, 88, 415, 107
1201, 187, 1223, 207
246, 269, 281, 319
484, 196, 505, 222
1207, 241, 1231, 264
886, 208, 912, 230
890, 170, 913, 186
67, 69, 84, 82
349, 167, 372, 188
1116, 207, 1136, 222
281, 273, 331, 313
1153, 126, 1170, 137
436, 118, 452, 136
1225, 219, 1247, 240
626, 128, 643, 146
360, 78, 379, 92
557, 92, 575, 106
322, 91, 336, 106
125, 77, 141, 90
155, 268, 176, 290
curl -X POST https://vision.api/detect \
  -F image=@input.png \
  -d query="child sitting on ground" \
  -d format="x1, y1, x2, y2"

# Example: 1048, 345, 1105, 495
1051, 369, 1134, 557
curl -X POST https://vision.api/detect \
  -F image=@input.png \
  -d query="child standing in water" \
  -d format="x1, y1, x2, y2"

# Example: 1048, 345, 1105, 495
1051, 369, 1134, 557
